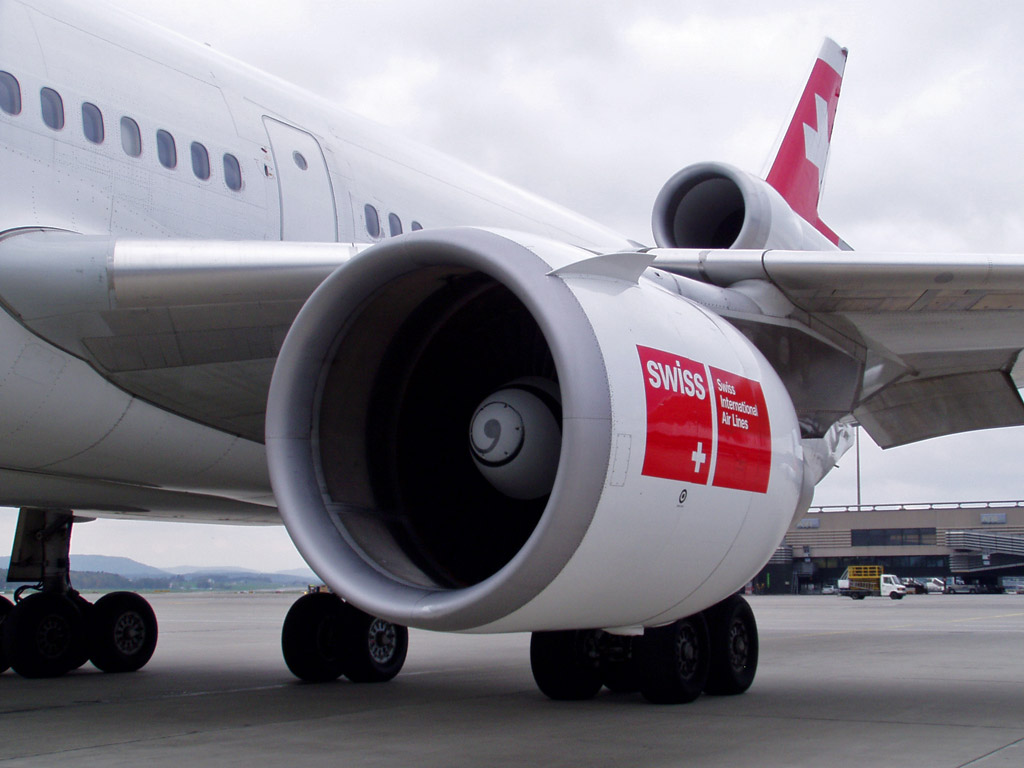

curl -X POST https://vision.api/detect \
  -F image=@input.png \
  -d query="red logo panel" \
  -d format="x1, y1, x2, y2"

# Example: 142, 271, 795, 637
709, 366, 772, 493
638, 346, 772, 494
638, 346, 713, 484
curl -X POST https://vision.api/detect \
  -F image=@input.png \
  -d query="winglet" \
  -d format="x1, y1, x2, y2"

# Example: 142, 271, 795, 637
765, 38, 847, 247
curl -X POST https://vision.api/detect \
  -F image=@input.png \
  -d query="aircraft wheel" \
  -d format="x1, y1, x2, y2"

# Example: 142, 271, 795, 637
639, 613, 710, 704
530, 630, 603, 700
89, 592, 158, 673
2, 593, 87, 678
599, 634, 640, 693
0, 595, 13, 673
703, 594, 758, 695
282, 592, 348, 682
339, 605, 408, 683
601, 658, 641, 693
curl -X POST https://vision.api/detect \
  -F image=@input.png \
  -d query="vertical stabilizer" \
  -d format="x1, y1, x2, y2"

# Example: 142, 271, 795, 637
766, 38, 847, 247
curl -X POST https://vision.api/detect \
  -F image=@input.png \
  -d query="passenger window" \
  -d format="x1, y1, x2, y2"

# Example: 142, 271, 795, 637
191, 142, 210, 180
223, 153, 242, 191
388, 213, 403, 237
410, 221, 423, 231
157, 129, 176, 169
82, 102, 104, 144
365, 204, 381, 238
40, 87, 64, 130
0, 71, 21, 115
120, 116, 142, 157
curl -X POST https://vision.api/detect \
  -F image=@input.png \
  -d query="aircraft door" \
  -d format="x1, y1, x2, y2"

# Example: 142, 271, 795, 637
263, 117, 338, 241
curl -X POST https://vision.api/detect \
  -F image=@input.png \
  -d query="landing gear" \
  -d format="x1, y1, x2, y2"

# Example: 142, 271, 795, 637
89, 591, 159, 673
0, 595, 12, 673
0, 508, 158, 678
2, 592, 87, 678
529, 630, 603, 700
638, 613, 710, 704
529, 594, 759, 704
282, 592, 408, 683
704, 594, 758, 695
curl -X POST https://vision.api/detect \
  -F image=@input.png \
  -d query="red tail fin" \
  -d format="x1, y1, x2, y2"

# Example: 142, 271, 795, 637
766, 38, 847, 246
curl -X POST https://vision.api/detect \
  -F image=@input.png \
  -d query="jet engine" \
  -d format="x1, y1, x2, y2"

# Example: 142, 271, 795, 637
652, 162, 836, 251
266, 227, 803, 633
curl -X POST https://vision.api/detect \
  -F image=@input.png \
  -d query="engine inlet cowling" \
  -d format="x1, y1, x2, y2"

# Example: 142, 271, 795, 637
265, 228, 613, 631
651, 162, 836, 251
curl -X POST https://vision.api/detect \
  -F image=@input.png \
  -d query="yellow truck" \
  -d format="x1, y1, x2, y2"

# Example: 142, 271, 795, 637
838, 565, 906, 600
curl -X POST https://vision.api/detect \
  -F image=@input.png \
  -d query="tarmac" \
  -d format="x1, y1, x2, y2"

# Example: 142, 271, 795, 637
1, 592, 1023, 767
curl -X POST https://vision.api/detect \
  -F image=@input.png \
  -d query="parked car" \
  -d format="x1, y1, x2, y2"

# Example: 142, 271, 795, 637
821, 583, 837, 595
901, 578, 926, 594
923, 578, 946, 594
945, 578, 979, 594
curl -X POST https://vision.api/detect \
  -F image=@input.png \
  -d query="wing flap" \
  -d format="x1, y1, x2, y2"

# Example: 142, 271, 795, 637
855, 371, 1024, 448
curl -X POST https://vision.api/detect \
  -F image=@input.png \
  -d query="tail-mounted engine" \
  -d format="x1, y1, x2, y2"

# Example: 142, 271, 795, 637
266, 228, 803, 633
652, 162, 836, 251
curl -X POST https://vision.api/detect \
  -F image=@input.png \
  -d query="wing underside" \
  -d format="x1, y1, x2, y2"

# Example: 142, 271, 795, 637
653, 248, 1024, 447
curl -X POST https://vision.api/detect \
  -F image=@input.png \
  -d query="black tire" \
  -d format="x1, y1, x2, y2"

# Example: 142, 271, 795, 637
0, 594, 13, 673
601, 658, 641, 693
530, 630, 603, 700
2, 593, 87, 678
704, 594, 758, 696
638, 614, 710, 704
89, 592, 158, 673
282, 592, 348, 682
339, 603, 408, 683
890, 592, 901, 600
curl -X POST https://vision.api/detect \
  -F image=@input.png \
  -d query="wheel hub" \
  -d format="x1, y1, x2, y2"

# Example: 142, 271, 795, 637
727, 619, 750, 671
35, 614, 71, 659
113, 610, 146, 655
675, 625, 699, 678
367, 618, 397, 664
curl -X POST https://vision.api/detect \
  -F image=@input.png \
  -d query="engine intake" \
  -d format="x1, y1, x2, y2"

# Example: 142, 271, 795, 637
651, 162, 835, 251
266, 228, 612, 631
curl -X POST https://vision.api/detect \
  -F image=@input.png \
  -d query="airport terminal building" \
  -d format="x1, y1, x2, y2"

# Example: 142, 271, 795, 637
756, 501, 1024, 593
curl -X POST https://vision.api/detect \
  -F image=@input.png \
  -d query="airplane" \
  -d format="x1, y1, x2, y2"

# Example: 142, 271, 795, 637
3, 0, 1024, 704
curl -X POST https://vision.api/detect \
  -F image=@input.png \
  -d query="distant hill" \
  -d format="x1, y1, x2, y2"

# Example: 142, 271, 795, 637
71, 555, 172, 577
0, 554, 168, 577
0, 555, 316, 590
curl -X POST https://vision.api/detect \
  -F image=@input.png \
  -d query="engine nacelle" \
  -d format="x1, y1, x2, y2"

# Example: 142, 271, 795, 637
652, 162, 836, 251
266, 227, 803, 633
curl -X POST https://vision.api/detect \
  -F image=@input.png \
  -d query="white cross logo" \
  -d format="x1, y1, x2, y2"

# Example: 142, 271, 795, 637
802, 93, 829, 193
691, 442, 707, 474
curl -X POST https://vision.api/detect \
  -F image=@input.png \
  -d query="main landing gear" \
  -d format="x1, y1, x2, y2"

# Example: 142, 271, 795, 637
281, 591, 408, 683
0, 508, 158, 678
529, 593, 758, 704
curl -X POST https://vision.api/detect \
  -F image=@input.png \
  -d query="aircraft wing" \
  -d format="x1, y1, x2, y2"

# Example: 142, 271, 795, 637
0, 232, 365, 442
652, 248, 1024, 448
5, 232, 1023, 453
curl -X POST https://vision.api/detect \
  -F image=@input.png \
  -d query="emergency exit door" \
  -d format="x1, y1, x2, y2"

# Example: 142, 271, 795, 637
263, 116, 338, 241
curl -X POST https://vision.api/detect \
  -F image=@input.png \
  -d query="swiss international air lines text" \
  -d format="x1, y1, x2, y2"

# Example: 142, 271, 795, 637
637, 345, 771, 494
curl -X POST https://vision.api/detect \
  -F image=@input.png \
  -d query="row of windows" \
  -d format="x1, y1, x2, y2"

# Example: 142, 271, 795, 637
364, 203, 422, 239
1, 70, 242, 191
850, 528, 938, 547
811, 555, 949, 574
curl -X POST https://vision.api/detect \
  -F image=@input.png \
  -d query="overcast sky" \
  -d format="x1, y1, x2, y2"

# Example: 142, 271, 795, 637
4, 1, 1024, 572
